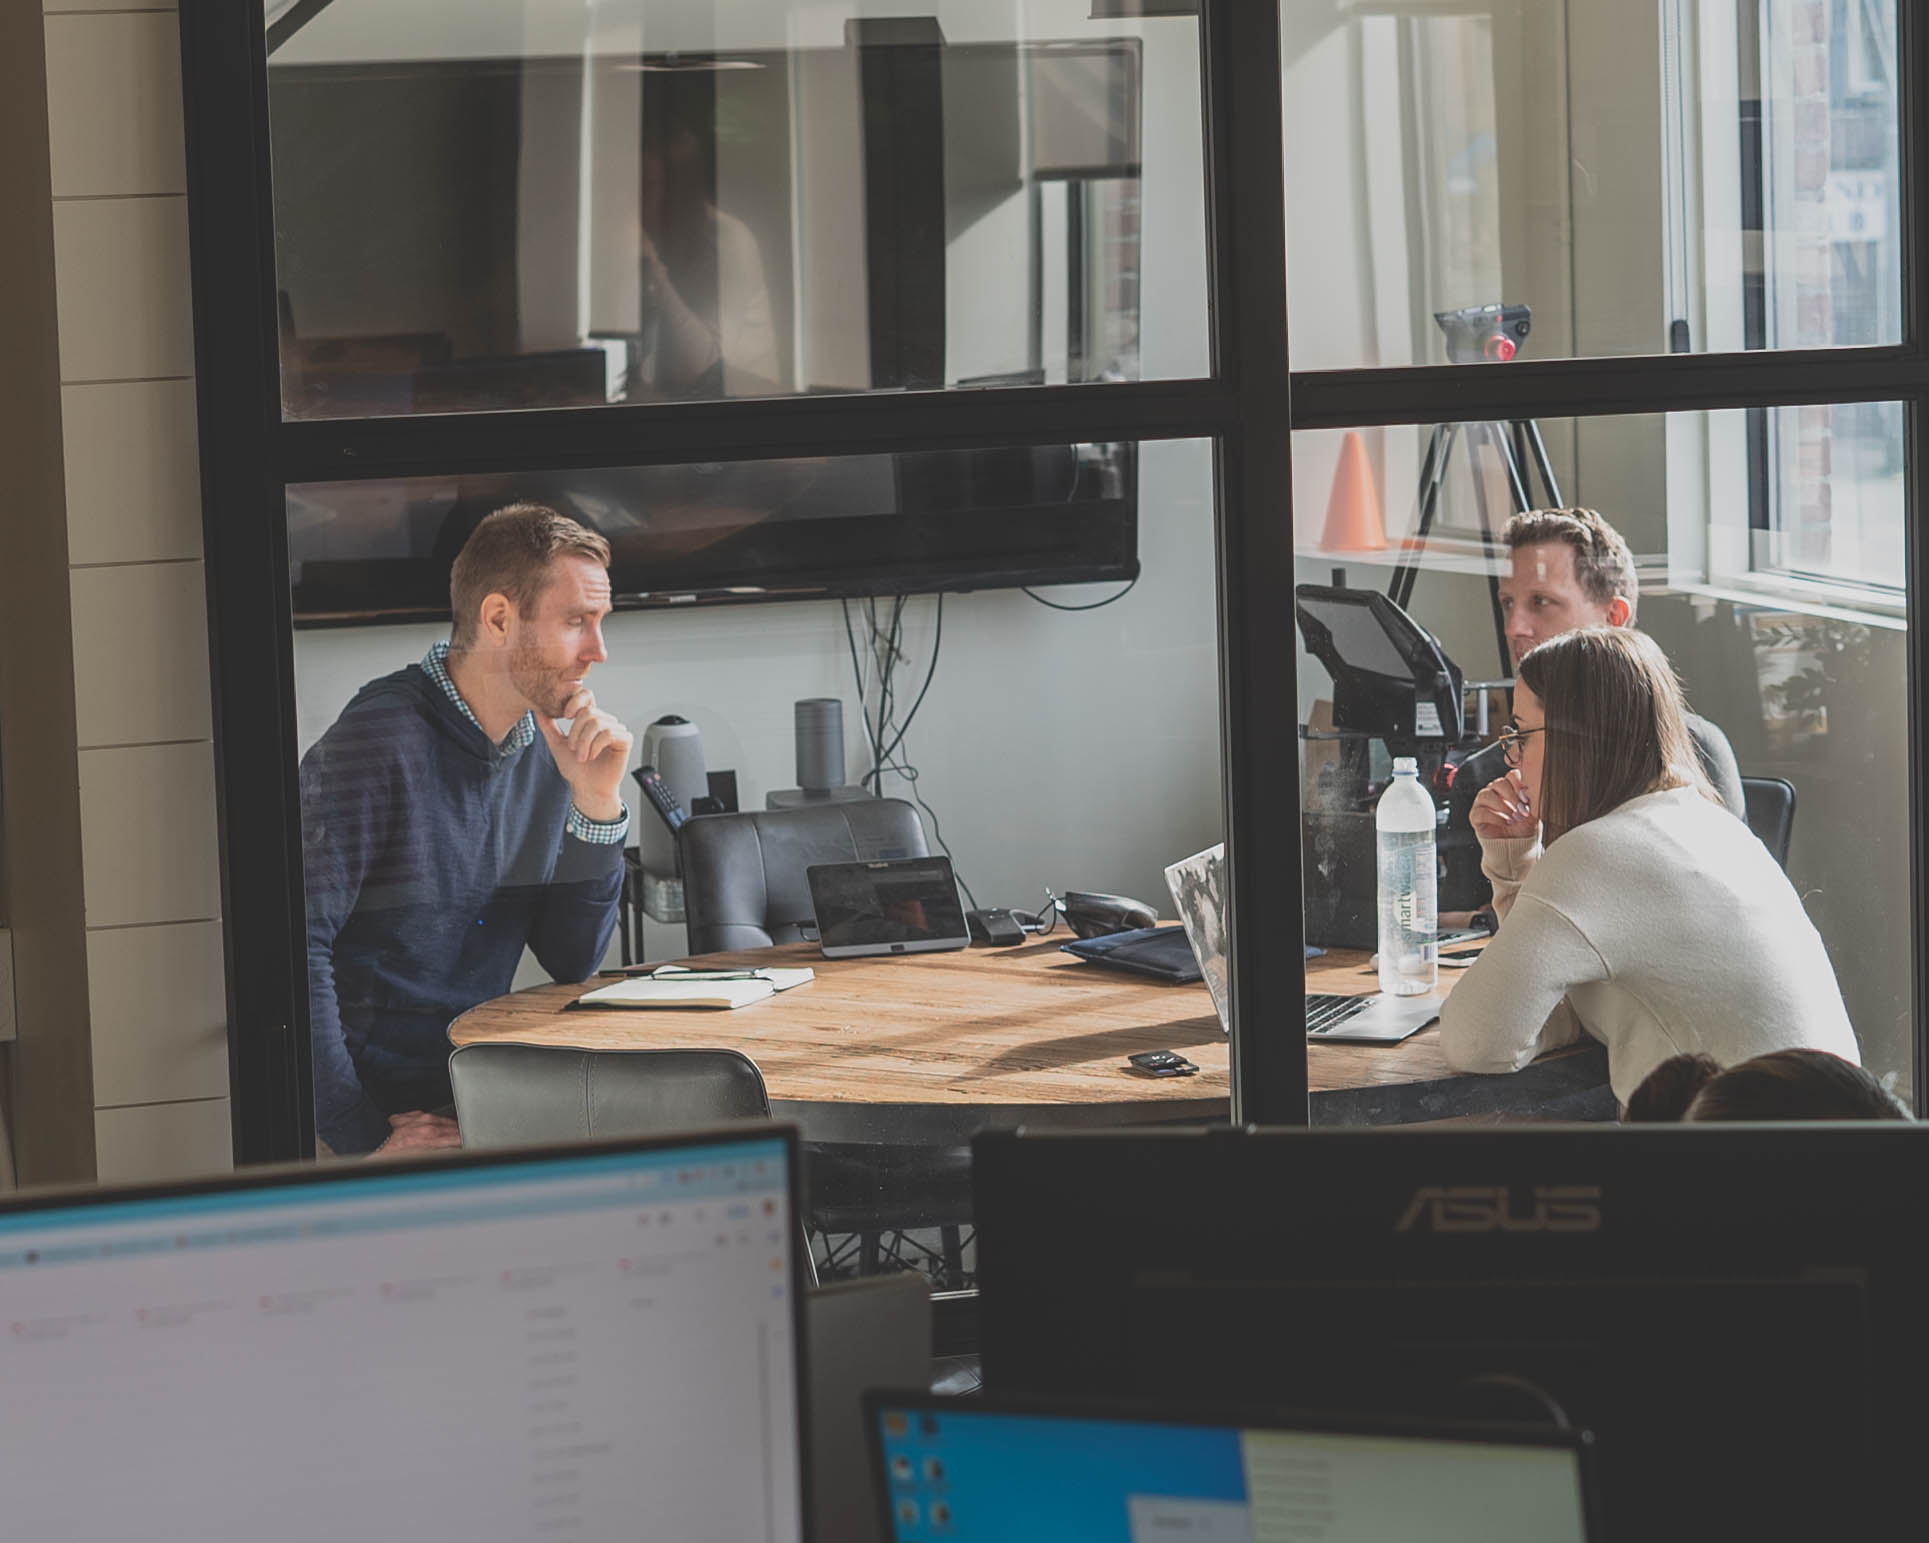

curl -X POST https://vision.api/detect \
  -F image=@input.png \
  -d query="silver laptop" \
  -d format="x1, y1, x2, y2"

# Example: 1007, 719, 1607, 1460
807, 856, 972, 959
1302, 988, 1439, 1042
1166, 842, 1437, 1043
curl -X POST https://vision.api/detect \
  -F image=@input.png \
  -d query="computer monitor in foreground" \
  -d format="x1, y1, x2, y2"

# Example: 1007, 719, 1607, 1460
0, 1128, 807, 1542
866, 1391, 1598, 1542
972, 1125, 1929, 1541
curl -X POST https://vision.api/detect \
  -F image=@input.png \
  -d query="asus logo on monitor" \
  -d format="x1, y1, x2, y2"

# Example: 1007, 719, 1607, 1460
1394, 1185, 1603, 1234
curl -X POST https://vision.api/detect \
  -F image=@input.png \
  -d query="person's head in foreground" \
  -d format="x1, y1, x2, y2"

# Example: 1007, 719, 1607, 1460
1626, 1049, 1911, 1123
1498, 507, 1639, 666
1499, 626, 1711, 846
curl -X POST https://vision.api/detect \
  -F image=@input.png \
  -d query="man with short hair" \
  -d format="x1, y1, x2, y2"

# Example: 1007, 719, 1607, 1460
1493, 506, 1744, 813
301, 504, 633, 1156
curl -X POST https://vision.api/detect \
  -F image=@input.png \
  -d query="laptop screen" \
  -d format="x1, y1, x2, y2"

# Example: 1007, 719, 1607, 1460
871, 1398, 1591, 1543
0, 1133, 804, 1543
808, 857, 970, 954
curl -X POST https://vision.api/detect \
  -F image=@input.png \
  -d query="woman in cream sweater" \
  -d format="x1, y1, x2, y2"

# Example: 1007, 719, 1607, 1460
1437, 627, 1857, 1103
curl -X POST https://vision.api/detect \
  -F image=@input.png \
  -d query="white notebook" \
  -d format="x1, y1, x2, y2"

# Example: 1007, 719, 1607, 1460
575, 968, 815, 1011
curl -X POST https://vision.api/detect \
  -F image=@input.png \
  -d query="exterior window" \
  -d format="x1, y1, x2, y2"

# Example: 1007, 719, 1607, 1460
1282, 0, 1901, 370
1737, 1, 1903, 592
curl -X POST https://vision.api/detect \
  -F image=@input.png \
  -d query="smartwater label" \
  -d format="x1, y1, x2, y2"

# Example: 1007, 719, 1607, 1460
1376, 828, 1438, 994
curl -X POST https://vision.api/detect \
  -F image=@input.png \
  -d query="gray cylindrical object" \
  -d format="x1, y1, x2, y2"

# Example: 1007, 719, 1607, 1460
795, 698, 845, 792
639, 716, 705, 875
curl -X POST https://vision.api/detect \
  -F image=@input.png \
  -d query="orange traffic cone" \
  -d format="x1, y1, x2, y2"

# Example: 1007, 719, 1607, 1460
1319, 430, 1387, 552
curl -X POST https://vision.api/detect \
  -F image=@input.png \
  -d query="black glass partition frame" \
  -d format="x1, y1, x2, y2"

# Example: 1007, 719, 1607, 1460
180, 0, 1929, 1167
179, 0, 1305, 1165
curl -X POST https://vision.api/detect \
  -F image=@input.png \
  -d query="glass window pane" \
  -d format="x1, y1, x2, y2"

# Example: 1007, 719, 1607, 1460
1291, 409, 1911, 1123
265, 1, 1208, 418
1282, 0, 1901, 369
289, 439, 1227, 1289
1749, 400, 1904, 591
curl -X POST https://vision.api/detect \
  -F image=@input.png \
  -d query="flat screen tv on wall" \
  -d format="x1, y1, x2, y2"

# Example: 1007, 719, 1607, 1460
285, 444, 1139, 626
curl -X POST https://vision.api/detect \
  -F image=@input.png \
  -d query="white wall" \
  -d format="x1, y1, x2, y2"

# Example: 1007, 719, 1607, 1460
41, 0, 233, 1179
1281, 10, 1383, 374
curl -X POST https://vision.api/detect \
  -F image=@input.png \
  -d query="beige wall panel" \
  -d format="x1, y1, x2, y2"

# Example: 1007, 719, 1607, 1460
95, 1098, 233, 1183
86, 920, 228, 1107
3, 0, 100, 1183
51, 195, 193, 382
47, 0, 172, 11
44, 12, 186, 197
78, 741, 221, 928
70, 561, 213, 747
62, 379, 203, 564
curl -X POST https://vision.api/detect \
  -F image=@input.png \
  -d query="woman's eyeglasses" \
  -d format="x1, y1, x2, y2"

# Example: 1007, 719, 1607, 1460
1497, 722, 1545, 767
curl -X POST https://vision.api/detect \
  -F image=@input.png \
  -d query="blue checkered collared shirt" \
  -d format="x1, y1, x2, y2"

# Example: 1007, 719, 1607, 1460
422, 643, 629, 845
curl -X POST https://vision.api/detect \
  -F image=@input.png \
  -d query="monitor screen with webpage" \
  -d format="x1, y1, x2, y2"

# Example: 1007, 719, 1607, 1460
867, 1392, 1595, 1542
0, 1129, 806, 1542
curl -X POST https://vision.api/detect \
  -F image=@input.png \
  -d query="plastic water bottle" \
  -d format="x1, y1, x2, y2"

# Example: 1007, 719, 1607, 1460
1376, 757, 1438, 996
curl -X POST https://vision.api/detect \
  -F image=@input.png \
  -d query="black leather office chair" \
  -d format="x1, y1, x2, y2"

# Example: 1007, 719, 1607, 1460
678, 799, 928, 954
449, 1042, 771, 1143
675, 799, 972, 1285
803, 1143, 976, 1289
449, 1041, 820, 1284
449, 1040, 969, 1288
1739, 775, 1797, 870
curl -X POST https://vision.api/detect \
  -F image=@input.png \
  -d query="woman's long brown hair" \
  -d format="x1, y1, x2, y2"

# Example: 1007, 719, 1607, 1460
1515, 627, 1713, 843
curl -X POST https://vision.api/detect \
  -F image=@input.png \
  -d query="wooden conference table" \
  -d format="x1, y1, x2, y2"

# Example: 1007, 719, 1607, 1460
449, 934, 1612, 1143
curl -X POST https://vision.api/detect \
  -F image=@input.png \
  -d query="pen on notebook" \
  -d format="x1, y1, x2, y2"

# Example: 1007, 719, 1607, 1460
596, 965, 770, 980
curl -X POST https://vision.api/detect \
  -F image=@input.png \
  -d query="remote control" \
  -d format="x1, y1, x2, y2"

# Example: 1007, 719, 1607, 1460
631, 764, 688, 832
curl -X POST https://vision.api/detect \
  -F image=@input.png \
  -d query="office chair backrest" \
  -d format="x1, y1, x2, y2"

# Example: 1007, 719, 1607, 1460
1739, 775, 1797, 870
450, 1042, 822, 1290
449, 1042, 771, 1147
678, 799, 929, 954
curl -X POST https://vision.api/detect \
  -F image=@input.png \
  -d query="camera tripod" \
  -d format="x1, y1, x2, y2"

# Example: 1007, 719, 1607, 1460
1387, 417, 1565, 678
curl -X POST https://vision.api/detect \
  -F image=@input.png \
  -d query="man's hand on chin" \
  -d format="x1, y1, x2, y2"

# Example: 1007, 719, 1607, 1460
372, 1110, 462, 1158
538, 686, 634, 821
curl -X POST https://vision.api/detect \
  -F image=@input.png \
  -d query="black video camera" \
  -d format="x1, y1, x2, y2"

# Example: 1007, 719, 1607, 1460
1434, 303, 1532, 364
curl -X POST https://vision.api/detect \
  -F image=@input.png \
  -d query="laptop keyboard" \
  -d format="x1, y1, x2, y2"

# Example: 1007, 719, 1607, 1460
1305, 993, 1373, 1036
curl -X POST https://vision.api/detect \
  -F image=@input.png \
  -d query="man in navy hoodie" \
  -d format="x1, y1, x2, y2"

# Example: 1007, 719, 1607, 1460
300, 505, 633, 1156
